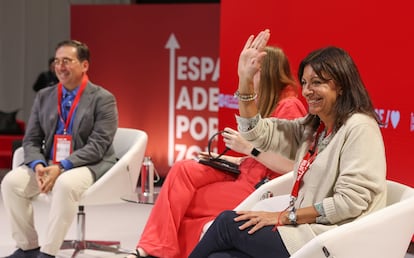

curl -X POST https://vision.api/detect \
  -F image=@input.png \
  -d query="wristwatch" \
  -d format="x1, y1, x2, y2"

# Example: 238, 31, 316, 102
58, 163, 65, 173
250, 147, 261, 157
288, 208, 297, 225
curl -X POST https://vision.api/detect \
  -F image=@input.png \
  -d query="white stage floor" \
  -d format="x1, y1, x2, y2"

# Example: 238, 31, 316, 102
0, 187, 413, 258
0, 189, 155, 258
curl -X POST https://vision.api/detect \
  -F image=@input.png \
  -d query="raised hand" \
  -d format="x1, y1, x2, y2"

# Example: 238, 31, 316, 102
237, 29, 270, 93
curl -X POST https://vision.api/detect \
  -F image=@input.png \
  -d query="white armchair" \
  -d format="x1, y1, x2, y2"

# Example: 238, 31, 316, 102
234, 172, 293, 211
231, 171, 414, 258
200, 172, 293, 239
12, 128, 148, 257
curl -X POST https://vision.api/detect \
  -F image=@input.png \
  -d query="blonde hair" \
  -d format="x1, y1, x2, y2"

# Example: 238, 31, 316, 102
257, 46, 297, 118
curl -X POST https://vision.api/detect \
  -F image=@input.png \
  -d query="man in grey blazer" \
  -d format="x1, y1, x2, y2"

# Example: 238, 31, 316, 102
1, 40, 118, 258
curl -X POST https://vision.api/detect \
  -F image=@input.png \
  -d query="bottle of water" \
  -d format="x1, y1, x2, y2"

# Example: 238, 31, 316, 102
141, 156, 154, 197
77, 206, 85, 242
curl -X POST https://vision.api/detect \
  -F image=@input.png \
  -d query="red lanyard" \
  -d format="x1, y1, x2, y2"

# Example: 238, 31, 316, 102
290, 123, 326, 200
57, 74, 88, 133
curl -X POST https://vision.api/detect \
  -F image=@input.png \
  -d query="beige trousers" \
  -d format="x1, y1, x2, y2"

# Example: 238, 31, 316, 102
1, 165, 93, 256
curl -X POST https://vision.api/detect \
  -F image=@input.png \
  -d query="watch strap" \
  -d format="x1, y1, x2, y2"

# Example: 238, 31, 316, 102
250, 147, 261, 157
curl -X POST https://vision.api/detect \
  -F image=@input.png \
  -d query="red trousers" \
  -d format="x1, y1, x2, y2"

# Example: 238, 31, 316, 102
138, 158, 277, 258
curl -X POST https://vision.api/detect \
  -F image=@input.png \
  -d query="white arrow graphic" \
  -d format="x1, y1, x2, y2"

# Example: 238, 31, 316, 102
165, 33, 180, 166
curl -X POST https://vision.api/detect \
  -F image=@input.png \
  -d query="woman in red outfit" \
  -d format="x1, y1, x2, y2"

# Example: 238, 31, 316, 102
126, 46, 307, 258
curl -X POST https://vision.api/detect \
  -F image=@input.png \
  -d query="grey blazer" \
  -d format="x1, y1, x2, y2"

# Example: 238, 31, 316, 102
23, 81, 118, 180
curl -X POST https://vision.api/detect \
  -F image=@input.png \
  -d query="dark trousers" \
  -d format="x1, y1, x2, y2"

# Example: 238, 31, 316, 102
189, 210, 290, 258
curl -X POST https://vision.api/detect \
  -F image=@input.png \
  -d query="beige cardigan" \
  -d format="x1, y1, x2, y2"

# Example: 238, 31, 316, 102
237, 113, 387, 255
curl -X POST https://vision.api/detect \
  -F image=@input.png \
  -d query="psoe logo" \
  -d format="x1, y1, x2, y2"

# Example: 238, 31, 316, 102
411, 112, 414, 132
218, 93, 238, 109
375, 109, 400, 129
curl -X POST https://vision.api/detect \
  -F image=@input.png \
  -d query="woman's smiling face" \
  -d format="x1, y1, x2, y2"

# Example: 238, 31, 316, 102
301, 65, 341, 125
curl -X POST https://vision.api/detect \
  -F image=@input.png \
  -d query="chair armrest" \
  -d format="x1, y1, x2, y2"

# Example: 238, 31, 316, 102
12, 146, 24, 169
234, 171, 293, 211
291, 184, 414, 258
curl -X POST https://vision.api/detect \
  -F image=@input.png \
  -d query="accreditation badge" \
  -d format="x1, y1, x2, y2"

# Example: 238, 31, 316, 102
53, 134, 73, 163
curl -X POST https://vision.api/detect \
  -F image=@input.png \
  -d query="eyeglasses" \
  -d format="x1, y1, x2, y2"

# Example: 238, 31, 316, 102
53, 57, 78, 67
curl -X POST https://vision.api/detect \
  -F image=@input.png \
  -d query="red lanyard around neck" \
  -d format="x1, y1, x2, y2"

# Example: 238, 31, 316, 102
57, 74, 88, 133
290, 122, 326, 200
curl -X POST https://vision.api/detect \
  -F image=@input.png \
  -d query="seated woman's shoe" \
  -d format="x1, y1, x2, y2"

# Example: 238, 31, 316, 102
124, 249, 157, 258
125, 250, 140, 258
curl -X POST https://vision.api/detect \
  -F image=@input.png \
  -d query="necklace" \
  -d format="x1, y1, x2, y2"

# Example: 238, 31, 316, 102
317, 129, 334, 153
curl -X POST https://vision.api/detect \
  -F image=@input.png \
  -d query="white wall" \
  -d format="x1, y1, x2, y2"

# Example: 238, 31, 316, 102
0, 0, 131, 123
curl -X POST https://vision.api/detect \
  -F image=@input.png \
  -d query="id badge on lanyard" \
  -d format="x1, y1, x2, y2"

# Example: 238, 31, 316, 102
290, 123, 325, 203
53, 134, 72, 163
53, 74, 88, 164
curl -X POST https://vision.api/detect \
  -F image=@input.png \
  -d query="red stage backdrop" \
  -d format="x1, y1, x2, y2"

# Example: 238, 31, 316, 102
218, 0, 414, 188
72, 1, 414, 190
71, 4, 220, 176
